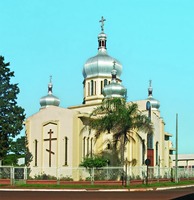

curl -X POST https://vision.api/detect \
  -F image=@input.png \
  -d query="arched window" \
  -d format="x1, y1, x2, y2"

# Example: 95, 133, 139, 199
107, 143, 111, 150
147, 133, 153, 149
87, 137, 90, 155
99, 40, 106, 48
101, 81, 103, 94
91, 80, 94, 95
90, 138, 93, 157
104, 79, 108, 87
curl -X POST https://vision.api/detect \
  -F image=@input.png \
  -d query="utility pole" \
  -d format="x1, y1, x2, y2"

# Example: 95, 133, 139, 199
175, 113, 178, 183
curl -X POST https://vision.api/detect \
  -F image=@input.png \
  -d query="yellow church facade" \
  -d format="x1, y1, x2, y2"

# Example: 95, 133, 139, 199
25, 17, 174, 179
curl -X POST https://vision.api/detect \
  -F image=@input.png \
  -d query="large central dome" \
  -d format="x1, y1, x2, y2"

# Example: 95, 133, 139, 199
83, 48, 122, 79
82, 17, 125, 105
83, 22, 122, 79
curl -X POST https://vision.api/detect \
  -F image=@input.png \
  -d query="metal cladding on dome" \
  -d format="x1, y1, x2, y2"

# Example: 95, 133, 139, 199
82, 16, 122, 79
103, 61, 127, 99
146, 80, 160, 110
40, 77, 60, 108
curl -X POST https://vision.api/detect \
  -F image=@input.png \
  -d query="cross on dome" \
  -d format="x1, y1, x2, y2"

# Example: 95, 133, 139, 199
148, 80, 153, 97
149, 80, 152, 87
111, 61, 117, 80
48, 75, 53, 94
99, 16, 106, 32
113, 60, 116, 69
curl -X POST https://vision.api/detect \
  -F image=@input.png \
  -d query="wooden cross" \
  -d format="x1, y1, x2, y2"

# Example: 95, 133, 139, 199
99, 16, 106, 32
44, 129, 57, 167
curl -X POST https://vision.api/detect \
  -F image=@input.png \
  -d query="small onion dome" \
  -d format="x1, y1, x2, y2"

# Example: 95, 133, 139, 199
40, 77, 60, 107
82, 17, 122, 79
102, 61, 127, 99
146, 80, 160, 110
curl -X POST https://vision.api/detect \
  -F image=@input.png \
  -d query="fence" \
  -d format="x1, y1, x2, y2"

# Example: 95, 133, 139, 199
0, 166, 194, 186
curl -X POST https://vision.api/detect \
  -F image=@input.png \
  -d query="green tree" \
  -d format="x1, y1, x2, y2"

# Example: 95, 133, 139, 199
80, 155, 107, 169
0, 56, 25, 165
5, 136, 33, 166
89, 97, 153, 165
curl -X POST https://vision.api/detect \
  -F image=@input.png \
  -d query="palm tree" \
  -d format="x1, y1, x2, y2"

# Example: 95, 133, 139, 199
89, 97, 153, 166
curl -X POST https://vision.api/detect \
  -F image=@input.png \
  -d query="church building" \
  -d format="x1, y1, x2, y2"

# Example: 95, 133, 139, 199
25, 17, 174, 179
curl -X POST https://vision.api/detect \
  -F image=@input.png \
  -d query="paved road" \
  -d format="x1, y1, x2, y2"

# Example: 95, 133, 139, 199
0, 187, 194, 200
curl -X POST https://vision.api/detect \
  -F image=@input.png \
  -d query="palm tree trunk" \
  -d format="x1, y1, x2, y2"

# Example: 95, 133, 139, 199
121, 133, 127, 166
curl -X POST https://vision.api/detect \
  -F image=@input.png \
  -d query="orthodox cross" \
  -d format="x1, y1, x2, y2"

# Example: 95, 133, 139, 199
148, 80, 153, 96
149, 80, 152, 88
99, 16, 106, 32
113, 60, 116, 69
48, 75, 53, 94
112, 61, 117, 79
44, 129, 57, 167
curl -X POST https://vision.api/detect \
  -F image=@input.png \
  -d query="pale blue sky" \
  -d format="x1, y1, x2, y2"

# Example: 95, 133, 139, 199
0, 0, 194, 154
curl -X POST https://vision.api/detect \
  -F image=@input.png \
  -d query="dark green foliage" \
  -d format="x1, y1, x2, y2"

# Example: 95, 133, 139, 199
3, 154, 18, 166
0, 56, 25, 162
80, 155, 108, 169
33, 173, 57, 180
10, 136, 26, 156
4, 136, 33, 166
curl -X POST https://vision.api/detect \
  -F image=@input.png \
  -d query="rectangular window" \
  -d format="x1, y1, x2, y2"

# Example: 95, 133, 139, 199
35, 140, 38, 166
142, 140, 145, 165
156, 143, 159, 165
101, 81, 103, 94
83, 137, 86, 158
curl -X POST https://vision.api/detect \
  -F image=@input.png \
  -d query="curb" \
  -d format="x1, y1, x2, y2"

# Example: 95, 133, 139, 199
0, 184, 193, 192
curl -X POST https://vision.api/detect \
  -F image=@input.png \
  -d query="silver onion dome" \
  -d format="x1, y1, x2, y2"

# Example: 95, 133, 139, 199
40, 77, 60, 108
146, 80, 160, 110
103, 61, 127, 99
82, 17, 122, 79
